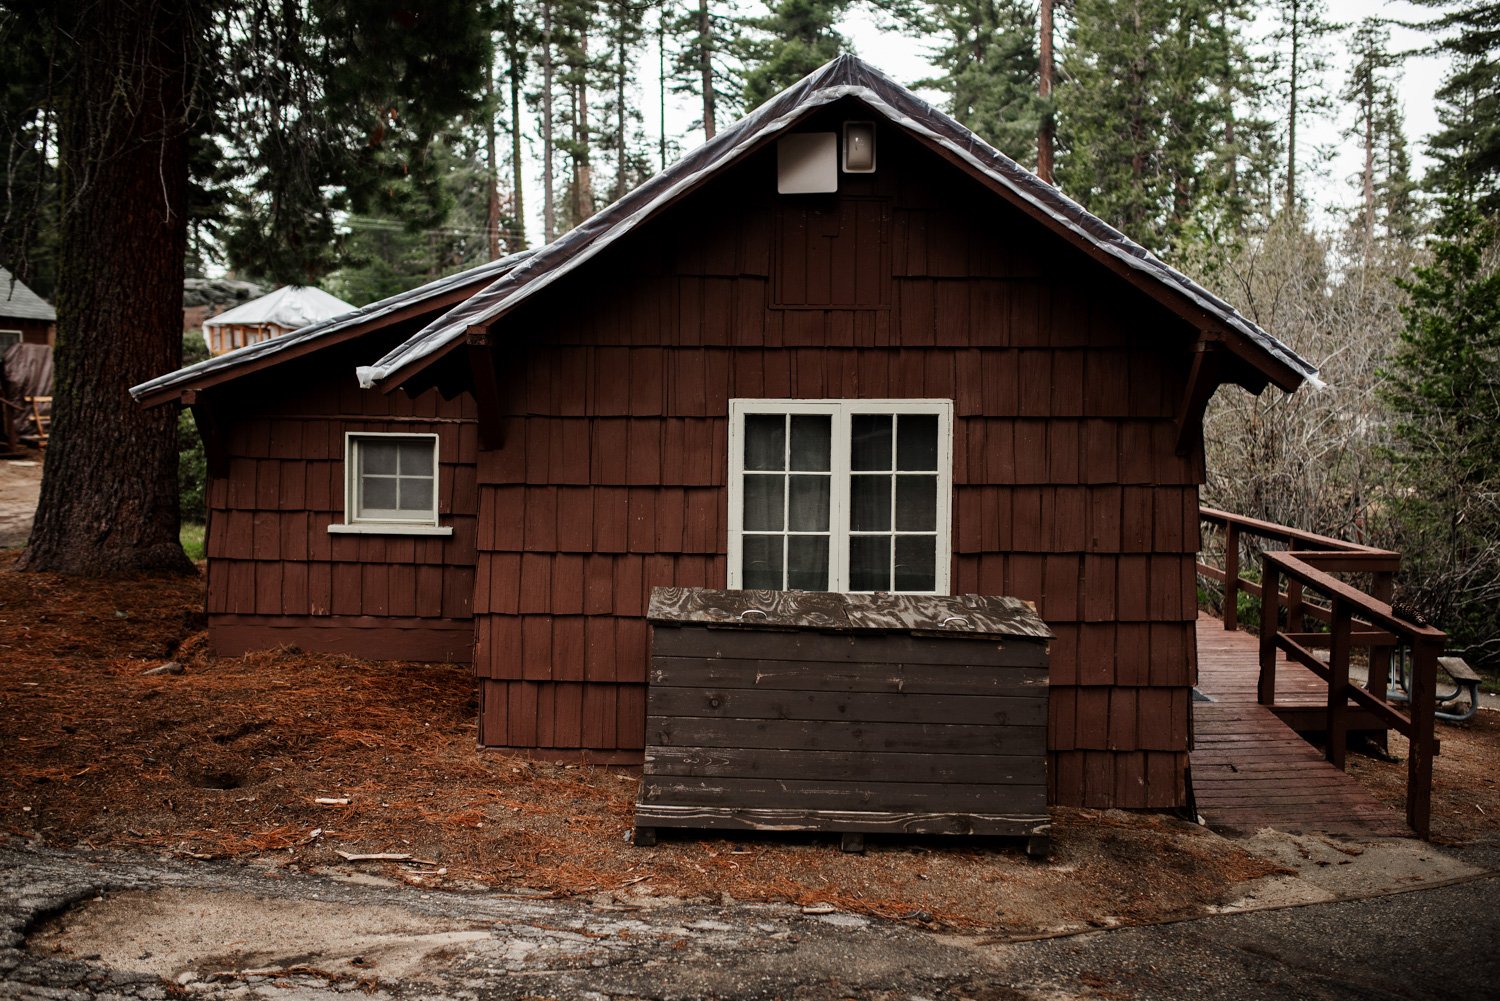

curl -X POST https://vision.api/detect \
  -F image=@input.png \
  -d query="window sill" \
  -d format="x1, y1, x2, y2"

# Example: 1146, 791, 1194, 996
327, 523, 453, 537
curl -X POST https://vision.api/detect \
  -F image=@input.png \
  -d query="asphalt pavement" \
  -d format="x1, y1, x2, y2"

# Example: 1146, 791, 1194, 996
2, 841, 1496, 1000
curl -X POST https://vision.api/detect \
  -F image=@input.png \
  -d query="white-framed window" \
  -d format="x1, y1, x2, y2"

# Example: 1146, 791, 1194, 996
327, 431, 453, 536
727, 399, 953, 594
0, 330, 21, 352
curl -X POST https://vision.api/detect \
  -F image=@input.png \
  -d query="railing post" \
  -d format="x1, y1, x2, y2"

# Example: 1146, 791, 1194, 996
1223, 522, 1241, 631
1258, 556, 1281, 706
1286, 579, 1306, 633
1326, 600, 1352, 771
1407, 637, 1439, 839
1368, 571, 1395, 703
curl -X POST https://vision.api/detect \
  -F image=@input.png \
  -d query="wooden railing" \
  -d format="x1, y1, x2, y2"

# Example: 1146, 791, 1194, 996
1198, 508, 1443, 838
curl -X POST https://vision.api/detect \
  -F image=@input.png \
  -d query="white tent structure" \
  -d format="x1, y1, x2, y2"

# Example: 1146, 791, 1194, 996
203, 285, 355, 355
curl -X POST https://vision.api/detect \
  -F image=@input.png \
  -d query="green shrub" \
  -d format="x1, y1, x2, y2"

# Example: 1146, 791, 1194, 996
180, 522, 206, 561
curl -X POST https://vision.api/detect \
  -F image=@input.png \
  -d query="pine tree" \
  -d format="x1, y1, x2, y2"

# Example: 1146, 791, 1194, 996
665, 0, 745, 141
1341, 19, 1407, 241
1264, 0, 1339, 213
1416, 1, 1500, 216
1380, 1, 1500, 656
1382, 197, 1500, 652
922, 0, 1046, 168
1057, 0, 1254, 255
739, 0, 849, 110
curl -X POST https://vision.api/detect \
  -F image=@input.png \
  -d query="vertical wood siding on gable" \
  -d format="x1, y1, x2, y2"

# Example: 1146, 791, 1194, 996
469, 123, 1200, 807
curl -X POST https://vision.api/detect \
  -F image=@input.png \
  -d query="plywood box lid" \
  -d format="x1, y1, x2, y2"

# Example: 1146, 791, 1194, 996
647, 586, 1051, 640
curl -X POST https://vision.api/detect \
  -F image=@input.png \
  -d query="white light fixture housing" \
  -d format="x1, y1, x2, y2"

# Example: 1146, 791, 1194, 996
777, 133, 838, 193
843, 121, 876, 173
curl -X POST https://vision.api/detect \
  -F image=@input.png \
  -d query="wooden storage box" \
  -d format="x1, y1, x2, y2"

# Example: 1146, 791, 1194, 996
635, 587, 1052, 851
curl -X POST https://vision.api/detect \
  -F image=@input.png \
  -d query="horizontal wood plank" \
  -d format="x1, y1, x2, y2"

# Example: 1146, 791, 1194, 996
647, 715, 1045, 755
644, 745, 1045, 784
639, 775, 1048, 814
652, 626, 1049, 668
634, 804, 1049, 837
646, 685, 1045, 727
649, 654, 1046, 696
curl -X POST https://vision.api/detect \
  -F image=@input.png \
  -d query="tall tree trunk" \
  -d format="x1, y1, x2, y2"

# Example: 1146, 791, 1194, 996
1361, 79, 1376, 239
21, 0, 193, 576
542, 1, 556, 243
1286, 0, 1299, 212
698, 0, 716, 140
574, 25, 593, 224
485, 42, 502, 259
1037, 0, 1054, 183
614, 2, 628, 202
506, 17, 527, 248
658, 8, 668, 170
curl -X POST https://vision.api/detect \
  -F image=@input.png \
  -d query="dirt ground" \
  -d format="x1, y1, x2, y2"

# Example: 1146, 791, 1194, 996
2, 561, 1497, 939
0, 455, 42, 548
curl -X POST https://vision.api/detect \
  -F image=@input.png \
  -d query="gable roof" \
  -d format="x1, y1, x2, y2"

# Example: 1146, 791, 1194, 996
0, 266, 56, 322
358, 55, 1320, 394
203, 284, 355, 331
130, 250, 532, 405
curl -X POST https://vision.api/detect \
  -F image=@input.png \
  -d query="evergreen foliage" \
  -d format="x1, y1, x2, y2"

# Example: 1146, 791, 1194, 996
1382, 199, 1500, 656
920, 0, 1045, 168
1418, 1, 1500, 217
1056, 0, 1262, 255
1342, 19, 1415, 241
739, 0, 850, 109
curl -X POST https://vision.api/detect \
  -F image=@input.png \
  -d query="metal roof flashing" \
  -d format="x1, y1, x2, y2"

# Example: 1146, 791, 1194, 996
129, 249, 534, 404
361, 55, 1319, 396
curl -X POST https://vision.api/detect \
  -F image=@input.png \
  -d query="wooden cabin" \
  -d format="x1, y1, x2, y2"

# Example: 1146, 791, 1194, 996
0, 267, 56, 350
134, 57, 1318, 810
201, 285, 356, 356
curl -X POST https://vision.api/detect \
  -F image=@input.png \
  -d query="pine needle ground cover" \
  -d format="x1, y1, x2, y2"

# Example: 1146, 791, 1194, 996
7, 563, 1490, 933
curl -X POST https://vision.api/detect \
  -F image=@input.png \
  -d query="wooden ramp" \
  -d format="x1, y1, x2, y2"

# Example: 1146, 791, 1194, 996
1192, 613, 1408, 837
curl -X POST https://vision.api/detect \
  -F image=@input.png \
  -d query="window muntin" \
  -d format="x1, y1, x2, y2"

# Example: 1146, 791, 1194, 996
728, 400, 952, 594
345, 432, 440, 526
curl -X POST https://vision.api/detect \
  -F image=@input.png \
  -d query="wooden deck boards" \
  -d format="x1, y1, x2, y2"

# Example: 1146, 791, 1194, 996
1192, 613, 1407, 837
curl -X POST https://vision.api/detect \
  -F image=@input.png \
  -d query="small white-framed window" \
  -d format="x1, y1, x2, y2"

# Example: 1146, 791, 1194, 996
728, 400, 953, 594
327, 431, 453, 536
0, 330, 21, 352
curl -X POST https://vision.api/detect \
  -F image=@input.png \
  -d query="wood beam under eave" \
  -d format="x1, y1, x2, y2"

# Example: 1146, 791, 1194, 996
183, 390, 229, 479
466, 327, 506, 451
1175, 340, 1224, 457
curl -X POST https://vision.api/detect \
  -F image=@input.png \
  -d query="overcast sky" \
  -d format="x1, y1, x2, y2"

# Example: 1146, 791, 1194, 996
846, 0, 1449, 226
576, 1, 1455, 246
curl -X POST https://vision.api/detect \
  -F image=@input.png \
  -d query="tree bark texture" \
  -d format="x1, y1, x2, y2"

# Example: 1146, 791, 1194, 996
1037, 0, 1054, 183
19, 0, 194, 576
698, 0, 716, 140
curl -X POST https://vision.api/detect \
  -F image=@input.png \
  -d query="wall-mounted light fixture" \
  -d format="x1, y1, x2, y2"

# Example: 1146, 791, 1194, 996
843, 121, 876, 173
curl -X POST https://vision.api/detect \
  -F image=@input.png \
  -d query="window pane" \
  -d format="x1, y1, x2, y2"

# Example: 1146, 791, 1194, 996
850, 474, 891, 531
398, 475, 433, 512
742, 474, 784, 531
788, 474, 830, 531
851, 414, 892, 470
895, 474, 937, 531
786, 536, 830, 590
894, 536, 937, 591
742, 534, 783, 589
361, 476, 397, 512
397, 440, 433, 475
897, 414, 939, 471
849, 534, 890, 591
789, 415, 831, 471
744, 414, 785, 471
362, 441, 398, 475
